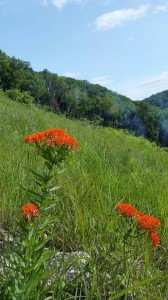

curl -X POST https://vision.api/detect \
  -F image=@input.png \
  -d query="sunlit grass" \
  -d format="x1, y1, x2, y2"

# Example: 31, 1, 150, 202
0, 93, 168, 299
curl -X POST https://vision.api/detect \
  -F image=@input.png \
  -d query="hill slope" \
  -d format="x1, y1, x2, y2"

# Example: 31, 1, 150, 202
0, 87, 168, 299
1, 92, 168, 227
2, 48, 168, 147
143, 90, 168, 109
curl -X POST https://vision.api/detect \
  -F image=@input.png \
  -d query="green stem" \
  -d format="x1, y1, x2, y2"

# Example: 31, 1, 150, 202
40, 162, 54, 202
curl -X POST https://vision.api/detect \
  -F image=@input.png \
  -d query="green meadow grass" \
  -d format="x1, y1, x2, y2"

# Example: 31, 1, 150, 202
0, 92, 168, 299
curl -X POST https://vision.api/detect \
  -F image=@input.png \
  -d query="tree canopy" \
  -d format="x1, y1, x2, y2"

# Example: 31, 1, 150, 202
1, 49, 168, 146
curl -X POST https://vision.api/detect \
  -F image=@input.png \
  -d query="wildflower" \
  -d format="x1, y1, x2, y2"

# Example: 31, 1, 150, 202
135, 211, 144, 218
22, 203, 39, 219
149, 228, 160, 248
116, 203, 138, 217
117, 202, 161, 248
53, 133, 79, 150
24, 132, 46, 143
24, 128, 79, 151
138, 214, 161, 230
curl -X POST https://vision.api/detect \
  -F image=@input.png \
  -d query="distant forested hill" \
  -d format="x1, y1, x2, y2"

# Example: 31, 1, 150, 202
142, 91, 168, 146
143, 90, 168, 109
1, 48, 168, 146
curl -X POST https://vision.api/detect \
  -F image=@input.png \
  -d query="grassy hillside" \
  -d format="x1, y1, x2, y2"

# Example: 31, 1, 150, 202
2, 49, 168, 148
0, 93, 168, 299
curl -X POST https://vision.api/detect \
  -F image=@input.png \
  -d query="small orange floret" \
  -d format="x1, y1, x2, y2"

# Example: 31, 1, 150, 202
44, 128, 66, 137
149, 228, 160, 248
24, 135, 33, 143
53, 133, 79, 150
24, 132, 46, 143
135, 211, 144, 218
138, 214, 161, 230
21, 203, 39, 219
116, 203, 138, 217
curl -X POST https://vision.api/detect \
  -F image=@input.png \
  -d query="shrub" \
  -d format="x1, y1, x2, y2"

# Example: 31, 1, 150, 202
5, 89, 33, 105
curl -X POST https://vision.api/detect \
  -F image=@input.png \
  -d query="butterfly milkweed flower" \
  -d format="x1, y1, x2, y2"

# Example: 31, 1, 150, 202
137, 214, 161, 230
22, 203, 39, 219
24, 132, 46, 143
149, 228, 160, 248
116, 203, 138, 217
24, 128, 79, 151
116, 202, 161, 248
24, 128, 79, 164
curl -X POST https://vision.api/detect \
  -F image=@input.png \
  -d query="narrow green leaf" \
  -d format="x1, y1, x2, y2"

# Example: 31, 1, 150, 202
109, 273, 162, 300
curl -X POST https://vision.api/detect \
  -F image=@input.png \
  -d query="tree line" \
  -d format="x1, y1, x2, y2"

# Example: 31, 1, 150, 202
1, 49, 168, 147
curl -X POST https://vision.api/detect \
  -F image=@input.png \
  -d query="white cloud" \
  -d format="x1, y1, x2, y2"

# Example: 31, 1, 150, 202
95, 5, 148, 30
153, 3, 168, 14
119, 72, 168, 100
62, 71, 81, 78
52, 0, 69, 9
91, 75, 114, 87
43, 0, 89, 9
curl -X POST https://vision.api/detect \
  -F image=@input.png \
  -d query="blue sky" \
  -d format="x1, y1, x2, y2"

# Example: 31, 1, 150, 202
0, 0, 168, 100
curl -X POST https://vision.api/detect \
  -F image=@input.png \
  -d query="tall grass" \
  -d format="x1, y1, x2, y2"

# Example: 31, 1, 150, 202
0, 93, 168, 299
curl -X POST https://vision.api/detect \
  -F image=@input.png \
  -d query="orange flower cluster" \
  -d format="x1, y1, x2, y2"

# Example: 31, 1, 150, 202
116, 203, 138, 217
24, 128, 79, 151
116, 202, 161, 248
24, 132, 46, 143
138, 214, 160, 230
22, 203, 39, 219
149, 228, 160, 248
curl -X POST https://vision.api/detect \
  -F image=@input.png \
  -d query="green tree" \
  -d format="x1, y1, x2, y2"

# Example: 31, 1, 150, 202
0, 50, 13, 90
138, 102, 159, 144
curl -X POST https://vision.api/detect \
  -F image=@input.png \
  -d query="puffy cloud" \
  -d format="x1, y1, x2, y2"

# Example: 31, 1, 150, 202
153, 3, 168, 14
95, 5, 148, 30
